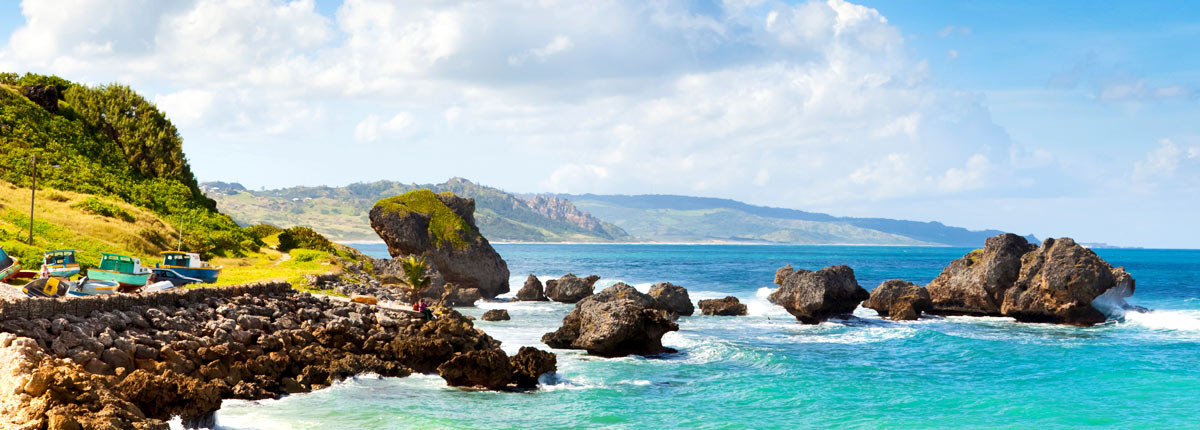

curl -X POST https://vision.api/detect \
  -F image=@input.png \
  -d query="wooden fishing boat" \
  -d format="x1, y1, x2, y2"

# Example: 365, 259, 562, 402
88, 253, 151, 289
41, 249, 80, 278
0, 247, 20, 282
66, 279, 119, 296
156, 251, 221, 283
150, 268, 203, 287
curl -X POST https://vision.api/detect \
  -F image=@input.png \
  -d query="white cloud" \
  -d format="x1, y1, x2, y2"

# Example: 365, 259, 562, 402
153, 89, 215, 127
354, 112, 417, 143
507, 36, 573, 65
937, 25, 971, 38
1133, 139, 1199, 185
947, 49, 959, 60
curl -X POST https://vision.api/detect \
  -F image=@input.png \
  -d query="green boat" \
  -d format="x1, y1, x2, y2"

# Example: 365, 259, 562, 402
0, 247, 19, 282
41, 249, 80, 278
88, 253, 151, 289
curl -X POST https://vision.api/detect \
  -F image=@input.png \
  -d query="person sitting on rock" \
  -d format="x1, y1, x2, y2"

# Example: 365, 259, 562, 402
418, 299, 433, 321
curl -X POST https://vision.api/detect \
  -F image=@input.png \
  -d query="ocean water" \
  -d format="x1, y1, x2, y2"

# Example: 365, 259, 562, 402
212, 244, 1200, 429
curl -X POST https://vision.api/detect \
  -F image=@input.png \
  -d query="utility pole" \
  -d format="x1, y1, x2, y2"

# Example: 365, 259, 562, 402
28, 154, 36, 245
177, 216, 184, 251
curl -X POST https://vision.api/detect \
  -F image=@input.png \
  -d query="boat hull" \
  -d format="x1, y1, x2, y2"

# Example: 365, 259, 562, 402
159, 266, 220, 283
67, 280, 119, 296
45, 264, 80, 278
88, 269, 150, 288
0, 259, 20, 282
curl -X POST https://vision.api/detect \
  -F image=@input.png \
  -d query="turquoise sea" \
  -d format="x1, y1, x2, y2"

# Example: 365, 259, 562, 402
211, 244, 1200, 429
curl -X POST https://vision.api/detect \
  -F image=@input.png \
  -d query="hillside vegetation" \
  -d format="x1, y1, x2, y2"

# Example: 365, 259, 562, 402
205, 178, 631, 242
0, 73, 252, 257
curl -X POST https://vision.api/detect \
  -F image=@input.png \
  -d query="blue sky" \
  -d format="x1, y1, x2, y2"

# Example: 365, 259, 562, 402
0, 0, 1196, 248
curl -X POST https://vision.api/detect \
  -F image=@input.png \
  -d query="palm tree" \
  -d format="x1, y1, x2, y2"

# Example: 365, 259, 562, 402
399, 255, 430, 304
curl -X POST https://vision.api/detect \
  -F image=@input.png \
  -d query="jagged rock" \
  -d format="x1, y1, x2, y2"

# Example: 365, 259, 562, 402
390, 310, 499, 373
697, 296, 747, 316
437, 349, 513, 390
863, 280, 932, 321
769, 265, 868, 324
541, 283, 678, 357
509, 346, 557, 389
370, 190, 510, 298
648, 282, 694, 316
515, 274, 548, 301
1000, 238, 1129, 325
544, 274, 595, 303
926, 233, 1036, 316
20, 84, 61, 113
774, 265, 794, 285
481, 309, 510, 321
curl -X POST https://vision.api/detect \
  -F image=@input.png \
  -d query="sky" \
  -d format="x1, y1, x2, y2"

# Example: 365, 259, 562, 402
0, 0, 1197, 248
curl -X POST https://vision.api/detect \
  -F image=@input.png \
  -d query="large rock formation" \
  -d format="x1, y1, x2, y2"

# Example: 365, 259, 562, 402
515, 274, 548, 301
370, 190, 510, 298
437, 349, 512, 390
769, 265, 869, 324
509, 347, 557, 389
697, 296, 748, 316
544, 274, 597, 303
541, 283, 678, 357
926, 234, 1136, 325
20, 85, 62, 113
926, 233, 1035, 316
481, 309, 510, 321
863, 280, 932, 321
648, 282, 694, 317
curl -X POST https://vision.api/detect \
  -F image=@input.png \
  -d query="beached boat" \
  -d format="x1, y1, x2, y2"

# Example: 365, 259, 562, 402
40, 249, 80, 278
65, 278, 119, 296
88, 253, 151, 288
150, 268, 203, 287
23, 277, 72, 298
0, 247, 19, 282
156, 251, 221, 283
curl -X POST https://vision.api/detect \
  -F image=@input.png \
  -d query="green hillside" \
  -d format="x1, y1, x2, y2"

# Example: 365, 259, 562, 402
204, 178, 632, 242
0, 73, 252, 258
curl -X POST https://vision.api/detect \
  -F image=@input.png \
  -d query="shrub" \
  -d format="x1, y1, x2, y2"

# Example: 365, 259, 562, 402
290, 249, 328, 263
244, 224, 282, 241
73, 197, 135, 222
0, 72, 17, 86
277, 226, 334, 253
44, 192, 70, 202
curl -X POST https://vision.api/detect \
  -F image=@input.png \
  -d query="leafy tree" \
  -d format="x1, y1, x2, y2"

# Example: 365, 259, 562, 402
400, 255, 430, 304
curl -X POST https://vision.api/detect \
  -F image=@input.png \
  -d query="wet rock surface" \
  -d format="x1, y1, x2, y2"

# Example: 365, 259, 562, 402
481, 309, 510, 321
863, 280, 932, 321
769, 265, 869, 324
544, 274, 597, 303
648, 282, 694, 317
697, 296, 747, 316
542, 283, 678, 357
515, 274, 548, 301
926, 233, 1035, 316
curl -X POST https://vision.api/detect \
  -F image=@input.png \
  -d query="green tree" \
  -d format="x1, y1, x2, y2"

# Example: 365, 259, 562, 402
400, 255, 431, 304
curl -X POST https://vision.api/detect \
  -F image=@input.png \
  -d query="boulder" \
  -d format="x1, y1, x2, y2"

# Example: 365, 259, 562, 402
648, 282, 694, 316
20, 84, 62, 113
774, 265, 794, 285
1000, 238, 1127, 325
370, 190, 510, 298
926, 233, 1035, 316
437, 349, 513, 390
515, 274, 548, 301
508, 346, 557, 389
697, 296, 747, 316
481, 309, 510, 321
863, 280, 932, 321
769, 265, 868, 324
544, 274, 595, 303
541, 283, 678, 357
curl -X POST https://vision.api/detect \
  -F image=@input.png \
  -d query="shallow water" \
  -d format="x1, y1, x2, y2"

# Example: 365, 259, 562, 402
211, 244, 1200, 429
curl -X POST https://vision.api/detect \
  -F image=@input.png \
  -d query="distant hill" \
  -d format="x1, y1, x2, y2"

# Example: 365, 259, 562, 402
559, 194, 1038, 247
203, 178, 632, 243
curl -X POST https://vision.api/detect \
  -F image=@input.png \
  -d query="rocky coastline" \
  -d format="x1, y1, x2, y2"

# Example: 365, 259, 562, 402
0, 282, 555, 429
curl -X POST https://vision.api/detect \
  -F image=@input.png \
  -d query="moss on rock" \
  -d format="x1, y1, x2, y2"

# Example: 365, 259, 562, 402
373, 189, 473, 249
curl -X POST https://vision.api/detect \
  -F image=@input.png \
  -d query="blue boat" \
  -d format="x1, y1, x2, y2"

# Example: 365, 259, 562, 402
0, 247, 18, 282
156, 251, 221, 283
41, 249, 80, 278
150, 268, 204, 287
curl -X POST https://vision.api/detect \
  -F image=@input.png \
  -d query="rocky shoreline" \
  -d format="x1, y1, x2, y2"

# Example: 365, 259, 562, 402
0, 282, 555, 429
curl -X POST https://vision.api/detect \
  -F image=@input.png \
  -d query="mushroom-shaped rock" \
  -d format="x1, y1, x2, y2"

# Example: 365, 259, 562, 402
863, 280, 932, 321
370, 190, 510, 298
544, 274, 595, 303
509, 346, 557, 389
926, 233, 1035, 316
697, 296, 747, 316
515, 274, 548, 301
541, 283, 678, 357
481, 309, 510, 321
648, 282, 694, 316
437, 349, 513, 390
769, 265, 868, 324
1000, 238, 1133, 325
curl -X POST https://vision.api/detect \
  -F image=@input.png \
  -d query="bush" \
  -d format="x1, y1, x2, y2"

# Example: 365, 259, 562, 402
290, 249, 328, 263
244, 224, 282, 241
72, 197, 135, 222
44, 192, 70, 202
0, 72, 17, 86
277, 226, 334, 253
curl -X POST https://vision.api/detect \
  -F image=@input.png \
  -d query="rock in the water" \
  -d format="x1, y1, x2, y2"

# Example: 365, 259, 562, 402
926, 233, 1035, 316
697, 296, 747, 316
769, 265, 868, 324
863, 280, 932, 321
437, 349, 513, 390
515, 274, 548, 301
648, 282, 694, 316
509, 346, 557, 389
541, 283, 678, 357
774, 265, 794, 285
1000, 238, 1125, 325
481, 309, 510, 321
370, 190, 510, 298
544, 274, 595, 303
